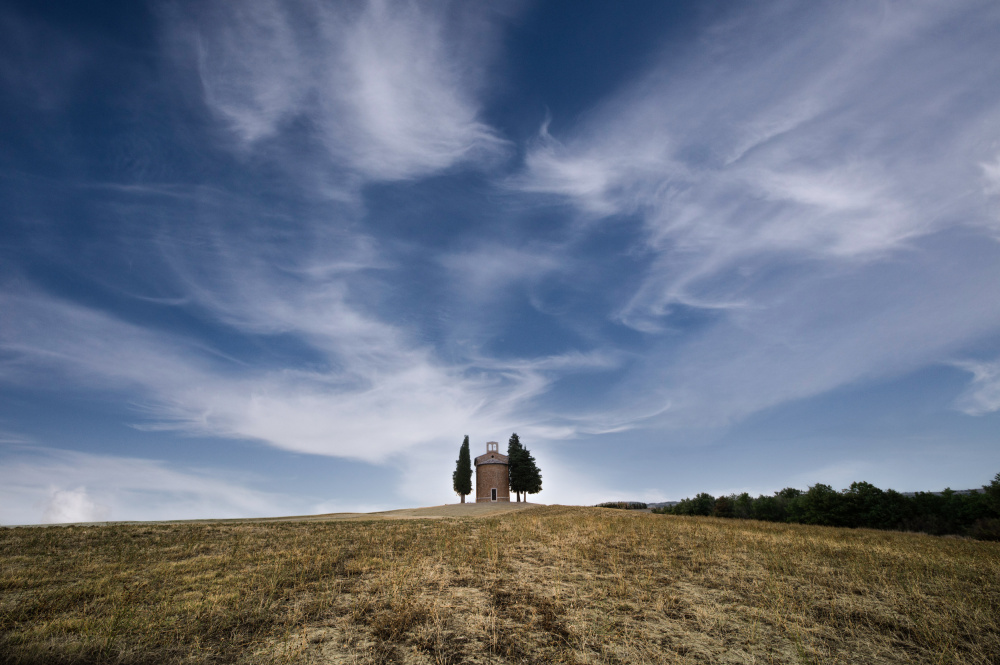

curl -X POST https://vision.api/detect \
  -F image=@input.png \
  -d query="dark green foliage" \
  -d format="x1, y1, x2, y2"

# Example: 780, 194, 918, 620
507, 433, 526, 501
452, 435, 473, 500
524, 449, 542, 497
659, 473, 1000, 540
670, 492, 716, 516
789, 483, 841, 525
732, 493, 754, 519
750, 495, 785, 522
841, 482, 893, 529
712, 496, 734, 518
969, 518, 1000, 541
595, 501, 648, 510
508, 433, 542, 501
985, 472, 1000, 513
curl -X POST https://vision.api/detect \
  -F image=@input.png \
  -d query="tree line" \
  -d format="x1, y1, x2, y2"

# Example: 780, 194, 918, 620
654, 473, 1000, 540
452, 433, 542, 502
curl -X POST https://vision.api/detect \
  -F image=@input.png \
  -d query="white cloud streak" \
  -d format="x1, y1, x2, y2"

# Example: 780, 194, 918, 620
612, 234, 1000, 428
440, 244, 563, 303
0, 447, 288, 525
0, 285, 592, 462
171, 0, 509, 181
953, 359, 1000, 416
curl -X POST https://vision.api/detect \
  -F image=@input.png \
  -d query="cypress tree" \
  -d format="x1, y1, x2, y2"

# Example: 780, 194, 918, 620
508, 433, 527, 502
453, 435, 473, 503
523, 447, 542, 499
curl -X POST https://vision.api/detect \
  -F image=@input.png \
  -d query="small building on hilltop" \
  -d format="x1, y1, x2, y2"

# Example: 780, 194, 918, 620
475, 441, 510, 503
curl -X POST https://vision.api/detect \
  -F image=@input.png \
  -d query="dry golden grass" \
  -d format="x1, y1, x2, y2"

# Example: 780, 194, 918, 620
2, 506, 998, 664
248, 502, 539, 522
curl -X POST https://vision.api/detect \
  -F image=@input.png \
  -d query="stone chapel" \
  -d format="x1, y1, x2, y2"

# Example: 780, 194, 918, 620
474, 441, 510, 502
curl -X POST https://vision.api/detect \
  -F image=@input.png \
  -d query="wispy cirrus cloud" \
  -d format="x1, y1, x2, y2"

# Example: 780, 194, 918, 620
0, 282, 591, 463
167, 0, 510, 182
628, 236, 1000, 428
518, 1, 1000, 314
439, 243, 563, 302
509, 1, 1000, 428
984, 156, 1000, 194
0, 446, 290, 525
953, 359, 1000, 416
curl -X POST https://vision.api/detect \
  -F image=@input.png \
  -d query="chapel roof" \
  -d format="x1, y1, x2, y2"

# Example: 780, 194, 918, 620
475, 451, 509, 466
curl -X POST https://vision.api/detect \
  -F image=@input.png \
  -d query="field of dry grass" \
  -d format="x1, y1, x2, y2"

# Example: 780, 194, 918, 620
2, 505, 999, 664
249, 502, 539, 523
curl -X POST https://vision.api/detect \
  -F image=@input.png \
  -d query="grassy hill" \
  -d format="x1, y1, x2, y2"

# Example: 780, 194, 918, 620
2, 505, 998, 664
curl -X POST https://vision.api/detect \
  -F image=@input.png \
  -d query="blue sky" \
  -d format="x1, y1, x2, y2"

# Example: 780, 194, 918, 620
2, 0, 1000, 524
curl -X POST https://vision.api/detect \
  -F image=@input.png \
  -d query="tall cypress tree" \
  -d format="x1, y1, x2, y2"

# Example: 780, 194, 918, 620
508, 432, 527, 502
523, 447, 543, 499
453, 435, 473, 503
509, 433, 543, 502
